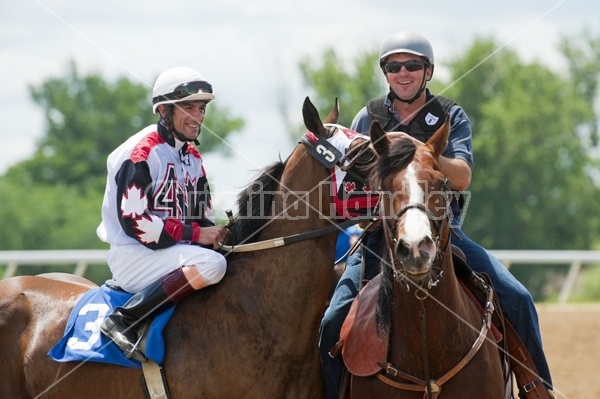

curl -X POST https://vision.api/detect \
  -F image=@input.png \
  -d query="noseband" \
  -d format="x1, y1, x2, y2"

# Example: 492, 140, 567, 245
389, 202, 442, 232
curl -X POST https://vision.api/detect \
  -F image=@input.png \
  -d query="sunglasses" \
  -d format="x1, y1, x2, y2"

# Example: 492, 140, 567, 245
171, 81, 213, 98
154, 81, 214, 104
383, 60, 425, 74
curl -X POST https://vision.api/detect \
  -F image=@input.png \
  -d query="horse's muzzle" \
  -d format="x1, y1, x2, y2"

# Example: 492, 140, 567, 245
395, 236, 436, 276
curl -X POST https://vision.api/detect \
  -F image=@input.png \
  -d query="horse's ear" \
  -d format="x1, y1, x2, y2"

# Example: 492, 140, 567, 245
426, 116, 450, 159
302, 96, 328, 138
324, 97, 340, 125
369, 120, 390, 156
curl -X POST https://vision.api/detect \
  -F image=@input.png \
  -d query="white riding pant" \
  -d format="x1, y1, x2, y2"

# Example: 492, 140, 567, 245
106, 243, 227, 293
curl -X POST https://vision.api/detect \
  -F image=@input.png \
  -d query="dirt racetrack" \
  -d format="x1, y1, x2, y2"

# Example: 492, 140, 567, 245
537, 304, 600, 399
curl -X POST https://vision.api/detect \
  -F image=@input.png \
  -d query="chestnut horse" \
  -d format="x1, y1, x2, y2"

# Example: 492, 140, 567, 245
0, 98, 357, 399
345, 120, 505, 398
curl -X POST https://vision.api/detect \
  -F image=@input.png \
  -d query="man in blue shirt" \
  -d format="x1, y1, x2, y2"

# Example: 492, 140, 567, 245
319, 31, 555, 399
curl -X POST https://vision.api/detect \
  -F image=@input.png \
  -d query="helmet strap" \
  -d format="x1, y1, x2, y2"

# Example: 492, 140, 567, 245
389, 72, 428, 104
158, 104, 174, 127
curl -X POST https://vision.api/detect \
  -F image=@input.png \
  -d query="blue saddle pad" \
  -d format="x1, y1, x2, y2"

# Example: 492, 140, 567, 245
48, 284, 175, 368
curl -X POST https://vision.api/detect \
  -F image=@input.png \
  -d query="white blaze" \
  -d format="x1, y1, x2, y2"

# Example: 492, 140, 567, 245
402, 164, 431, 244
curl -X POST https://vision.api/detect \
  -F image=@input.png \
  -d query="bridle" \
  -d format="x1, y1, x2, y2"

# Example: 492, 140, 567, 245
221, 125, 370, 254
375, 178, 497, 399
378, 179, 451, 292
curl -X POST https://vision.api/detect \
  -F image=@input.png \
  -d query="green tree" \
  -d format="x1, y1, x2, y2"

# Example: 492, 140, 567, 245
433, 37, 510, 131
0, 179, 102, 250
201, 103, 245, 155
299, 48, 385, 128
559, 27, 600, 146
3, 61, 244, 188
442, 37, 600, 251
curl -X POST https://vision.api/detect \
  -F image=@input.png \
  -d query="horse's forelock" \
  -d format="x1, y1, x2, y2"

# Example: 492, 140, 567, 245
369, 138, 417, 189
376, 251, 395, 334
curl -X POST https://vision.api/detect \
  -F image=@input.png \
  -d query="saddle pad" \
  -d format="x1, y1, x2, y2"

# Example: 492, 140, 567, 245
48, 284, 175, 368
340, 273, 388, 376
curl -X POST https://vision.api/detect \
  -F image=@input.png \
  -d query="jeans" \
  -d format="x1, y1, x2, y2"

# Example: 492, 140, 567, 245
318, 230, 383, 399
318, 227, 553, 399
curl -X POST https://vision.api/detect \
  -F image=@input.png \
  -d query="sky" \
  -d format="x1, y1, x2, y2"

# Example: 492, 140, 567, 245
1, 0, 598, 213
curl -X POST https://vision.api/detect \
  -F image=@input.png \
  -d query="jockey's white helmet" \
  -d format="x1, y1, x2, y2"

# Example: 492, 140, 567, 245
152, 67, 215, 113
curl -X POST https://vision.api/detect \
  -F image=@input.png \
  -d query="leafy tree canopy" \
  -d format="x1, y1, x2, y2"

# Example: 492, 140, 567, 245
3, 61, 244, 189
299, 48, 385, 128
298, 32, 600, 252
442, 36, 599, 250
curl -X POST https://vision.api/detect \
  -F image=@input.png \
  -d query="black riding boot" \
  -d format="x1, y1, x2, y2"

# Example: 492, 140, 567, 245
100, 267, 195, 360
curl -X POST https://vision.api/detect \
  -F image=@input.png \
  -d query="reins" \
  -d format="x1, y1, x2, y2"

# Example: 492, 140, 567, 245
376, 284, 496, 399
220, 218, 363, 254
333, 219, 375, 265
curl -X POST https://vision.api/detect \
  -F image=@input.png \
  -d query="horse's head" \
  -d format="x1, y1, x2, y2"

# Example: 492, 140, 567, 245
369, 118, 452, 286
300, 97, 376, 220
229, 97, 370, 245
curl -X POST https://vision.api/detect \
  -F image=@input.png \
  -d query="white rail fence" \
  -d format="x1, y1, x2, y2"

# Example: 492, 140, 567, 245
0, 250, 109, 281
1, 250, 599, 304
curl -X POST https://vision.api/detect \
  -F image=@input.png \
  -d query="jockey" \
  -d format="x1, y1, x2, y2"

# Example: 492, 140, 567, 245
319, 31, 556, 399
97, 67, 228, 360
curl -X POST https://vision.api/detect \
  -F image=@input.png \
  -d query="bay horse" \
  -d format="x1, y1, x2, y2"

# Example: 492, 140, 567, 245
344, 120, 505, 398
0, 97, 358, 399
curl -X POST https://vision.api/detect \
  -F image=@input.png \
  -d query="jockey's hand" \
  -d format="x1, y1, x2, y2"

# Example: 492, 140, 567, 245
196, 225, 229, 249
387, 132, 423, 145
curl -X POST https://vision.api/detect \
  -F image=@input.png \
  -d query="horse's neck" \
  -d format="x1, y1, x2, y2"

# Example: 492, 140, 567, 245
254, 169, 336, 301
263, 196, 328, 242
387, 253, 481, 376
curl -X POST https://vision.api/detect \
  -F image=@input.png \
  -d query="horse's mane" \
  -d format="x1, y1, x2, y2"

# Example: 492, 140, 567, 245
377, 251, 395, 333
368, 138, 417, 190
226, 160, 287, 246
370, 138, 417, 333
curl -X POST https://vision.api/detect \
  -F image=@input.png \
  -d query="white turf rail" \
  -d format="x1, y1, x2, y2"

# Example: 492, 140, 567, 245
1, 250, 600, 304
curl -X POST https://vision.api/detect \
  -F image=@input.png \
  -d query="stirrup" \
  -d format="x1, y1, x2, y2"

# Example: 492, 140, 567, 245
124, 347, 147, 363
101, 317, 149, 362
123, 322, 150, 362
123, 336, 147, 362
